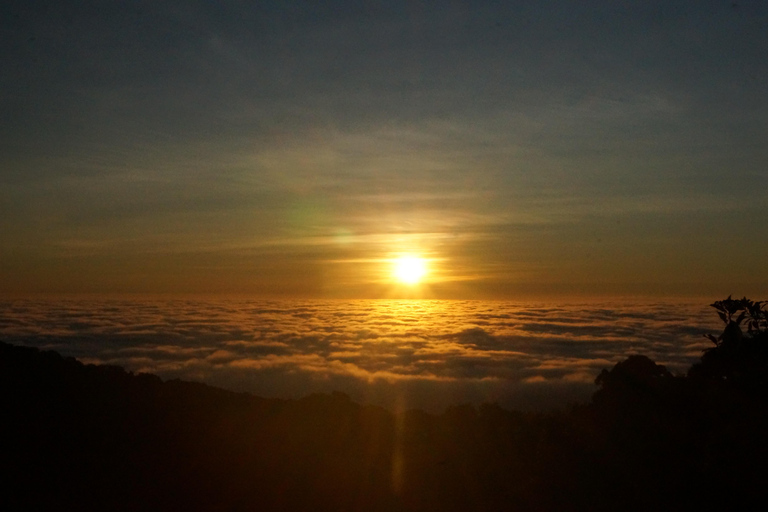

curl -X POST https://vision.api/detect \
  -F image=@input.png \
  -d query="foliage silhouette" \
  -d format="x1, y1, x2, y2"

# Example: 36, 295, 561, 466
2, 296, 768, 511
703, 295, 766, 346
691, 296, 768, 391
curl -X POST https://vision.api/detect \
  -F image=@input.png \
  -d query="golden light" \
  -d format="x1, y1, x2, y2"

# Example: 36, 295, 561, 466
393, 256, 428, 285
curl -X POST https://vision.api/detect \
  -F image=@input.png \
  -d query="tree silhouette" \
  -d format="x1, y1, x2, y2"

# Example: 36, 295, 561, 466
690, 296, 768, 388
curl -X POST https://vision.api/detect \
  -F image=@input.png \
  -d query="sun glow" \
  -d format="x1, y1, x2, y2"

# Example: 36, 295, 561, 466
393, 256, 428, 285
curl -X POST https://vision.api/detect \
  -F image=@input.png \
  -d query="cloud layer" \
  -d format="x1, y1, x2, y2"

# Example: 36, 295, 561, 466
0, 298, 720, 411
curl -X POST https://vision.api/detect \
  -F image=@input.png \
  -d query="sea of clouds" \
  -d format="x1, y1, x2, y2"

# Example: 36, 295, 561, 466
0, 298, 722, 411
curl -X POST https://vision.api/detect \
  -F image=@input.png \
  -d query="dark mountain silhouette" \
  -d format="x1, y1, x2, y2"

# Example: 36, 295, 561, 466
2, 297, 768, 511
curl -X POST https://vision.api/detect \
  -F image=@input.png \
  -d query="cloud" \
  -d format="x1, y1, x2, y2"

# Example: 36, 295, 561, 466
0, 297, 721, 411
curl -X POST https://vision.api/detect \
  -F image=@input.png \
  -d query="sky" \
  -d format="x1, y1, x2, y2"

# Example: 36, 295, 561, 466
2, 0, 767, 298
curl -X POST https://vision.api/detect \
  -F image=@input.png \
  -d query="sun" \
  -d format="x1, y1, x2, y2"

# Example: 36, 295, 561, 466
393, 256, 428, 285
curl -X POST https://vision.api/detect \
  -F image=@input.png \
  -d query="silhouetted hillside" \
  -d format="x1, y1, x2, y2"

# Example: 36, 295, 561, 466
2, 297, 768, 511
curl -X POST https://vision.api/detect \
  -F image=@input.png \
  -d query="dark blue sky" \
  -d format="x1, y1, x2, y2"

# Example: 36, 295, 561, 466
2, 0, 767, 297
